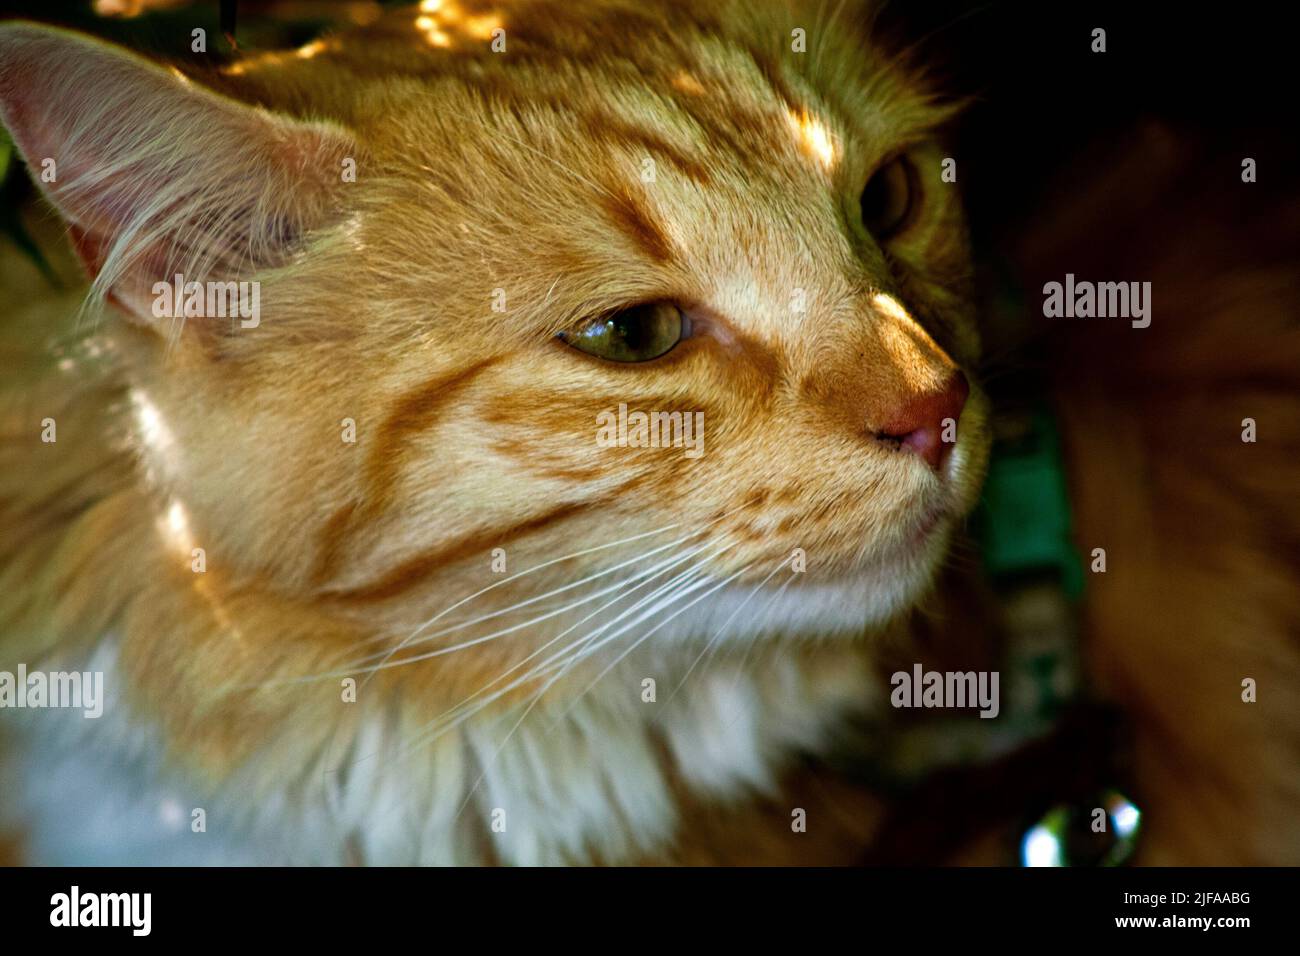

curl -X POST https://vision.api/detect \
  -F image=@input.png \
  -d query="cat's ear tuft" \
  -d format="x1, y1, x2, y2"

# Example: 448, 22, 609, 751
0, 22, 356, 328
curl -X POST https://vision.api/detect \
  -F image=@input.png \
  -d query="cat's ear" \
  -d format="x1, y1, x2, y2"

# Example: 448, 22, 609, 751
0, 22, 355, 329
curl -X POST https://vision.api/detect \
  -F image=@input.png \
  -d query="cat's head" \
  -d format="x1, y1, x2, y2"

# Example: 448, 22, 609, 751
0, 2, 988, 663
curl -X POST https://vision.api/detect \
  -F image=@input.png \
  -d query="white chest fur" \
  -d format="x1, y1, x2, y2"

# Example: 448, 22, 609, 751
7, 640, 873, 865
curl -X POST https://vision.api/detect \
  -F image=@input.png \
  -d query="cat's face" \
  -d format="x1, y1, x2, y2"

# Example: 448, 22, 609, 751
2, 1, 989, 668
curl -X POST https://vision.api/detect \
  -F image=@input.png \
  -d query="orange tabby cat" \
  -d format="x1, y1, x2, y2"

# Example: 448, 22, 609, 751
0, 1, 989, 864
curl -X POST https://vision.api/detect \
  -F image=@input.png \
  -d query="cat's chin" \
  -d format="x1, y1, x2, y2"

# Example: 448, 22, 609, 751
661, 519, 954, 647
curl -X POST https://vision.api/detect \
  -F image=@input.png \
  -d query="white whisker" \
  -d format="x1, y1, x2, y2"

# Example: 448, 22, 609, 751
397, 541, 737, 755
719, 571, 801, 731
357, 519, 685, 655
403, 548, 738, 817
355, 501, 750, 681
548, 556, 756, 727
353, 531, 698, 676
341, 540, 735, 773
655, 553, 794, 712
348, 537, 722, 679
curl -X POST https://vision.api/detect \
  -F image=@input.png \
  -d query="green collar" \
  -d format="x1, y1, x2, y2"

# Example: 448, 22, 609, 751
975, 407, 1085, 599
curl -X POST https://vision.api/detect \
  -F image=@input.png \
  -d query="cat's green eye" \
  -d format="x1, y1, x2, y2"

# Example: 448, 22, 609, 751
860, 154, 918, 240
559, 301, 688, 363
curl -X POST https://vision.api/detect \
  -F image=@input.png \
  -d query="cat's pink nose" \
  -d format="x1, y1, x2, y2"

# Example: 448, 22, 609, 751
874, 372, 969, 470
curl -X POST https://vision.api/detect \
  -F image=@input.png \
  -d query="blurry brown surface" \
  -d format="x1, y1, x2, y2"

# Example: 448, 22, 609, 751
1031, 126, 1300, 863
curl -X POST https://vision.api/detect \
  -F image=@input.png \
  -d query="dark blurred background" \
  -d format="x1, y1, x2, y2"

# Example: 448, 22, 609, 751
873, 0, 1296, 384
